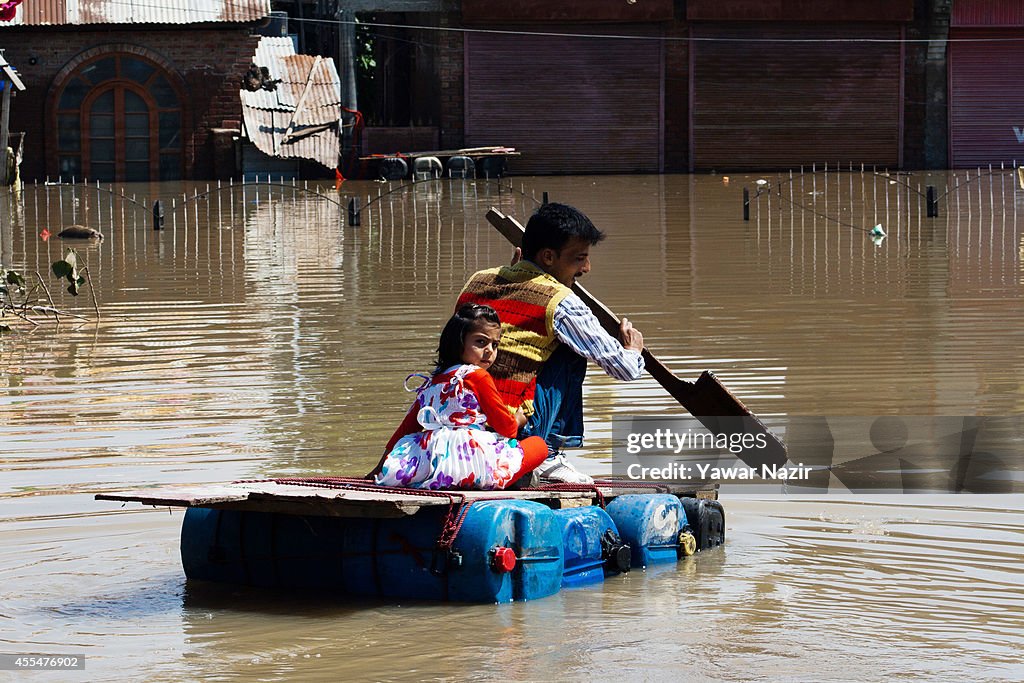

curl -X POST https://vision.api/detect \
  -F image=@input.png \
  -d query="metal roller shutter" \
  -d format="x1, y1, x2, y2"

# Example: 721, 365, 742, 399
691, 23, 903, 171
465, 28, 664, 174
949, 28, 1024, 169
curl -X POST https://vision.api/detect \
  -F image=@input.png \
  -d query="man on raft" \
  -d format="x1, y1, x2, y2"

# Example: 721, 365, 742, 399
458, 203, 646, 484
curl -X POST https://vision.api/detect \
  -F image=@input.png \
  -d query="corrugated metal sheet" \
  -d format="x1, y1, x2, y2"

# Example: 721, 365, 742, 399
245, 39, 341, 123
949, 28, 1024, 167
241, 37, 341, 169
951, 0, 1024, 27
465, 28, 664, 174
3, 0, 269, 26
691, 23, 902, 171
276, 56, 341, 124
6, 0, 65, 26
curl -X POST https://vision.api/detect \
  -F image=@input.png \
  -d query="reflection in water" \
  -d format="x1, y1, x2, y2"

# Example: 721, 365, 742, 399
1, 174, 1023, 679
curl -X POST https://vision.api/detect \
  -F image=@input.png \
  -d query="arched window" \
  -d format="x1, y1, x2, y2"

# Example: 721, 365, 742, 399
52, 52, 184, 182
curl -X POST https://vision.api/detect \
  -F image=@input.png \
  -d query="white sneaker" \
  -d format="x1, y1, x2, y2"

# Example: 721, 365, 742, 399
535, 453, 594, 485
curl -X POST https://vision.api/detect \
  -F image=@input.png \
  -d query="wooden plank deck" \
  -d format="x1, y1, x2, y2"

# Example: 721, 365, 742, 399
358, 146, 521, 161
95, 480, 717, 519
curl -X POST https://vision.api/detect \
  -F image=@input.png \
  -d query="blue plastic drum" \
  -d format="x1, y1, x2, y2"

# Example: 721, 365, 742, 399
181, 499, 564, 603
552, 506, 631, 588
604, 494, 685, 568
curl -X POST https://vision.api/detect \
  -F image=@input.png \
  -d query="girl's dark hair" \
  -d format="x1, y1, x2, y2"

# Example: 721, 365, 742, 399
435, 303, 501, 374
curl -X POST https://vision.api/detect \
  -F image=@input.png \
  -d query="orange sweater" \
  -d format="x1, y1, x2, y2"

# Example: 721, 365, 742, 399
458, 261, 571, 411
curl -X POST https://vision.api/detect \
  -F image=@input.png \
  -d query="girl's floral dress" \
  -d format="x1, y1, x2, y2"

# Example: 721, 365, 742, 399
374, 364, 525, 490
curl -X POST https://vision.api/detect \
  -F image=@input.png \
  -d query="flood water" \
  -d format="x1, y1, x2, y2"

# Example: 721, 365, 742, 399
1, 172, 1023, 680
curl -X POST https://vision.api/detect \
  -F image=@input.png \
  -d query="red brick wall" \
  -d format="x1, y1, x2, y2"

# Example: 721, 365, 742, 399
3, 26, 260, 180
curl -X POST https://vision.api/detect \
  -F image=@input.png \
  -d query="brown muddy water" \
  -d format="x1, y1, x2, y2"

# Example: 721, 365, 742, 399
1, 172, 1022, 681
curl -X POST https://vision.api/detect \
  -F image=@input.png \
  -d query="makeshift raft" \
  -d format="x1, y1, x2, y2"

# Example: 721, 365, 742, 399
97, 478, 724, 603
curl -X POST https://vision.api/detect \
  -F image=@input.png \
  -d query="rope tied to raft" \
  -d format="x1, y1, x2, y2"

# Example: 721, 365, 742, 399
233, 476, 647, 512
594, 479, 674, 493
434, 499, 475, 552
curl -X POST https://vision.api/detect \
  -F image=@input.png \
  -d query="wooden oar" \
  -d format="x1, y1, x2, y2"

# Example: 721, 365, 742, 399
485, 207, 787, 470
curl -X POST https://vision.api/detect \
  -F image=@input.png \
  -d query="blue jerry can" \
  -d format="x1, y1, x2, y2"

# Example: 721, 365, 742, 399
604, 494, 685, 568
180, 499, 564, 603
552, 506, 632, 588
445, 499, 563, 602
180, 508, 347, 589
345, 499, 563, 602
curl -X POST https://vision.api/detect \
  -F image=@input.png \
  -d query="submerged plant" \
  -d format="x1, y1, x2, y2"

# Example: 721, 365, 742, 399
51, 248, 86, 296
1, 248, 98, 332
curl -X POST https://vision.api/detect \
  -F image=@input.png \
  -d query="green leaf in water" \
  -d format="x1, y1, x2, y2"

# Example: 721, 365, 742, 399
52, 260, 73, 279
5, 270, 25, 288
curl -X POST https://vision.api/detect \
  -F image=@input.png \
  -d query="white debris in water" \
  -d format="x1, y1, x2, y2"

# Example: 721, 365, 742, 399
850, 519, 889, 536
818, 512, 890, 536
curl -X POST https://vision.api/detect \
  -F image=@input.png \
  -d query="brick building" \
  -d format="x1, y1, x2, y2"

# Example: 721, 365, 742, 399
0, 0, 269, 182
6, 0, 1020, 179
329, 0, 947, 173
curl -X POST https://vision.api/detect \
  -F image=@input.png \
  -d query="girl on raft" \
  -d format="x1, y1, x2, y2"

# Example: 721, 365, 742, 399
374, 303, 549, 490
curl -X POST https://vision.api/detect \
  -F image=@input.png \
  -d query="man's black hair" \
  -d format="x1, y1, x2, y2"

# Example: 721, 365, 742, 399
435, 303, 501, 374
521, 203, 605, 261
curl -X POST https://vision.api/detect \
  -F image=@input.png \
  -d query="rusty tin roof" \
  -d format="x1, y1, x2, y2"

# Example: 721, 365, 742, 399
2, 0, 270, 26
241, 37, 341, 169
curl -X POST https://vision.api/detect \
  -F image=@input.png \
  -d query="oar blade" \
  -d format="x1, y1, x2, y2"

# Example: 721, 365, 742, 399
684, 371, 788, 469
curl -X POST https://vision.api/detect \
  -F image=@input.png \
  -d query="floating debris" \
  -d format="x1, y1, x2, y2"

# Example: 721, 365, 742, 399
57, 225, 104, 240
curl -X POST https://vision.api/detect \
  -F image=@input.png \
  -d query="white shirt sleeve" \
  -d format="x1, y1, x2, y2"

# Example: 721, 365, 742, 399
552, 293, 645, 381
